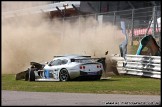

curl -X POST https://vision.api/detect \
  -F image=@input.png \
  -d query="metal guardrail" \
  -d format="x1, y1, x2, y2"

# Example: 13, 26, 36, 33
111, 54, 161, 79
111, 54, 126, 74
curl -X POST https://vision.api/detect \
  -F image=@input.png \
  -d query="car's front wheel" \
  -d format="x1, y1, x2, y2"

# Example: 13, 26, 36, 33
25, 71, 29, 81
29, 70, 35, 81
59, 69, 70, 81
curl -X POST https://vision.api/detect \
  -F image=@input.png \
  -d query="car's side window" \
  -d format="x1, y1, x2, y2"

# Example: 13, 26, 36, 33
55, 59, 62, 65
48, 60, 55, 66
49, 59, 68, 66
49, 59, 61, 66
61, 59, 68, 65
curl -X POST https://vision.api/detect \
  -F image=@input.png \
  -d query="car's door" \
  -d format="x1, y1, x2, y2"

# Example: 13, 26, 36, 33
48, 59, 62, 70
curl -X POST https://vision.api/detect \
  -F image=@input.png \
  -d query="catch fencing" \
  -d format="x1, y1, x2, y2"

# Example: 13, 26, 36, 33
2, 4, 161, 48
111, 54, 161, 79
98, 6, 161, 46
2, 4, 161, 56
54, 6, 161, 54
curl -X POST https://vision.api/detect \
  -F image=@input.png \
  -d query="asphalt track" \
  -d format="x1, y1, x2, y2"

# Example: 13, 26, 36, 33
2, 90, 160, 106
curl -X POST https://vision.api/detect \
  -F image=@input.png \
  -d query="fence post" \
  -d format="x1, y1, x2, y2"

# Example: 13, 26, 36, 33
62, 18, 65, 39
95, 13, 97, 37
113, 12, 116, 26
131, 9, 134, 46
99, 1, 101, 13
78, 15, 80, 37
152, 6, 156, 38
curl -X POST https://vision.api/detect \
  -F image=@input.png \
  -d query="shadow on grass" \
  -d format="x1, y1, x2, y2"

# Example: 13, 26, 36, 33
19, 76, 121, 82
69, 78, 120, 82
100, 78, 121, 82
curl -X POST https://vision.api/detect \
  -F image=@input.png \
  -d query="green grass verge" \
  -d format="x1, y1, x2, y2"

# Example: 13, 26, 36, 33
2, 74, 160, 95
128, 44, 139, 55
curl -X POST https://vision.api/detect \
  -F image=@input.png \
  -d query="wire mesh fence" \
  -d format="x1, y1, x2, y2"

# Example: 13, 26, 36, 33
47, 6, 161, 55
2, 5, 161, 55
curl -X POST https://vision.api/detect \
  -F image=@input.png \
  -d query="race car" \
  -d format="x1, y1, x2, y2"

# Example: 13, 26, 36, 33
16, 55, 105, 82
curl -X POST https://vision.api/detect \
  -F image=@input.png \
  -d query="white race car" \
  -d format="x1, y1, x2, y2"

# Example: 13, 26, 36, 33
16, 55, 105, 82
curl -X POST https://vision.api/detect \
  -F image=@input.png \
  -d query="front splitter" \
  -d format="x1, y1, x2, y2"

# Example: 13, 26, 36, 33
35, 78, 60, 82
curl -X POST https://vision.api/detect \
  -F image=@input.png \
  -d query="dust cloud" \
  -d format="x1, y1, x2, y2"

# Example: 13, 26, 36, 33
2, 2, 125, 74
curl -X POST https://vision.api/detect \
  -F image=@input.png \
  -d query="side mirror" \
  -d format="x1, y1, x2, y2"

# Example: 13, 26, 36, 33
45, 62, 48, 64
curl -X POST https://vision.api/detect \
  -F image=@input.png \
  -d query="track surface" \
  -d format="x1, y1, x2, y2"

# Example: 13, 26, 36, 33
2, 90, 160, 106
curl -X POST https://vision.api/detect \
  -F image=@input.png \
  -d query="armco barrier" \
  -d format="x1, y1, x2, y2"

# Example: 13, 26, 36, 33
110, 54, 126, 73
111, 54, 161, 79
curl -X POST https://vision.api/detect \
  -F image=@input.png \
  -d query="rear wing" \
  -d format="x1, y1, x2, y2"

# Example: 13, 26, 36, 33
54, 55, 91, 58
70, 57, 105, 62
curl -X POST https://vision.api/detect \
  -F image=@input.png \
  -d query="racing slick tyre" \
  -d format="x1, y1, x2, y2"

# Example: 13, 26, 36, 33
29, 70, 35, 81
25, 71, 29, 81
59, 69, 70, 81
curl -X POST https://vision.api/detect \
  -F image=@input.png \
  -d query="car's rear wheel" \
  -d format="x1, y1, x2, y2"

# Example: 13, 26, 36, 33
59, 69, 70, 81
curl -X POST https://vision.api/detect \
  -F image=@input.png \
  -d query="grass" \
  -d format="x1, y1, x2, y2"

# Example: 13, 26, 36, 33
2, 74, 160, 95
127, 44, 139, 55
